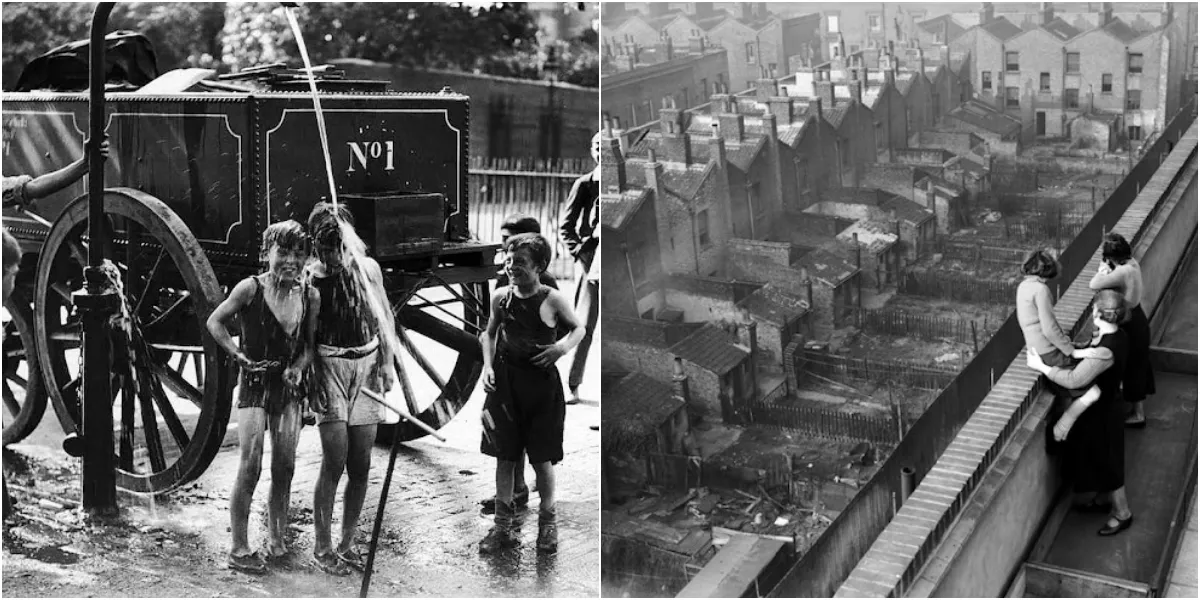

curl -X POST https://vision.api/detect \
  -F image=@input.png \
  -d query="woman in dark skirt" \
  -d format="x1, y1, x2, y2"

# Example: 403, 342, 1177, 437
1090, 232, 1156, 427
1028, 289, 1133, 536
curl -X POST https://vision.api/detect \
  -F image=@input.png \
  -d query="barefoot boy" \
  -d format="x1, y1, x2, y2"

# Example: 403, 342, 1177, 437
479, 233, 585, 554
206, 221, 318, 574
306, 202, 395, 575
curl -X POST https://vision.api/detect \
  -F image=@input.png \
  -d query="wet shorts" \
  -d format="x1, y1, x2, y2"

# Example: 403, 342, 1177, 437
315, 340, 387, 427
480, 357, 566, 465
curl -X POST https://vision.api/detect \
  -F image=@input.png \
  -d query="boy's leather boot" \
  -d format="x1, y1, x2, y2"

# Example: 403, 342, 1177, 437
480, 500, 519, 553
536, 507, 558, 554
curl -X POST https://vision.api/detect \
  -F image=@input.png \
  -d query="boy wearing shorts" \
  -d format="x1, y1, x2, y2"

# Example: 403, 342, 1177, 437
306, 202, 395, 575
207, 221, 318, 574
479, 233, 585, 554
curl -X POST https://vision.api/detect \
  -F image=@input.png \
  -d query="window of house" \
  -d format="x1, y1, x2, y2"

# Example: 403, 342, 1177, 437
746, 42, 756, 63
1102, 73, 1113, 93
1128, 53, 1143, 73
692, 28, 701, 37
698, 209, 711, 248
1126, 89, 1141, 110
982, 71, 992, 91
1006, 86, 1020, 108
1128, 125, 1142, 141
869, 14, 881, 31
1039, 72, 1050, 92
1065, 88, 1079, 109
828, 14, 840, 33
1066, 52, 1080, 73
1006, 51, 1019, 72
831, 43, 842, 58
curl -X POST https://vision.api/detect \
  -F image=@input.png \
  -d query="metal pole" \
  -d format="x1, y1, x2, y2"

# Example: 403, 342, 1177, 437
77, 1, 119, 518
899, 466, 916, 503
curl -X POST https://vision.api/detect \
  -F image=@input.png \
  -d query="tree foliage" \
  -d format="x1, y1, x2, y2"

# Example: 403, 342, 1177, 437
2, 2, 596, 89
2, 2, 224, 87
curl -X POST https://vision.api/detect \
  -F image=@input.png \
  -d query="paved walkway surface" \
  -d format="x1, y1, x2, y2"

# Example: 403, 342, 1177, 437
3, 282, 600, 598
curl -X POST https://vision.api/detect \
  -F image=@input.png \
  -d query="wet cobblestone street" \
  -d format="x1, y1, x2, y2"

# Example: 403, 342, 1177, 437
2, 305, 600, 598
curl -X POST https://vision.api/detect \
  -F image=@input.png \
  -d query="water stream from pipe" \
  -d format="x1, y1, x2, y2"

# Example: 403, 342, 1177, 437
282, 6, 414, 423
283, 6, 338, 207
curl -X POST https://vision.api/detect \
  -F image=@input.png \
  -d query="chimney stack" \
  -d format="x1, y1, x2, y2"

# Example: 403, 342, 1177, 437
688, 36, 706, 55
1100, 2, 1113, 25
1161, 2, 1173, 24
600, 117, 626, 193
708, 124, 727, 167
917, 47, 926, 73
645, 148, 664, 200
1040, 2, 1054, 26
768, 96, 794, 124
810, 97, 824, 121
672, 357, 692, 407
848, 80, 863, 105
718, 101, 745, 143
815, 72, 836, 109
755, 70, 779, 101
762, 111, 777, 139
980, 2, 994, 24
658, 97, 692, 165
655, 38, 675, 62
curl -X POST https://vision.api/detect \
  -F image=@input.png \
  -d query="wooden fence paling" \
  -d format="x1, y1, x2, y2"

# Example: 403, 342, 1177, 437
748, 400, 899, 445
468, 157, 588, 280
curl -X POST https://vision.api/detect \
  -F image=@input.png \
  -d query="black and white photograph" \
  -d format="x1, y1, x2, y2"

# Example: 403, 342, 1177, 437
598, 2, 1197, 597
1, 2, 600, 597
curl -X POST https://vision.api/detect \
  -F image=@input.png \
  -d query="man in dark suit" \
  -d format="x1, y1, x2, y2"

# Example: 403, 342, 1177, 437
559, 132, 600, 405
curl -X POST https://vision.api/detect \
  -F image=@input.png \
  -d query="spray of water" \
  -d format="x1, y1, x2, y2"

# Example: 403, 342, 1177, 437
283, 5, 338, 207
284, 7, 414, 417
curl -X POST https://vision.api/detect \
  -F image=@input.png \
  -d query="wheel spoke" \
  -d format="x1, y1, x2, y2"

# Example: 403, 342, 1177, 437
396, 307, 482, 359
6, 372, 28, 388
136, 371, 168, 473
3, 383, 21, 417
397, 325, 446, 390
145, 365, 191, 450
152, 361, 204, 408
411, 292, 475, 329
144, 292, 192, 329
134, 247, 167, 315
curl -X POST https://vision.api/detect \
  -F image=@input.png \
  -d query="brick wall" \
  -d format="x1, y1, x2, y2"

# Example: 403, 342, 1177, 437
893, 147, 950, 166
911, 130, 983, 155
728, 238, 797, 266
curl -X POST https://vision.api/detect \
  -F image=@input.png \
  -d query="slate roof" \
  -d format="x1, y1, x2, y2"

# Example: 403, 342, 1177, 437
879, 194, 936, 226
793, 244, 859, 288
824, 105, 849, 128
895, 72, 916, 96
645, 10, 684, 31
695, 11, 730, 31
670, 323, 749, 375
736, 283, 810, 326
1102, 17, 1143, 43
725, 136, 766, 171
600, 189, 650, 231
605, 372, 684, 431
1041, 17, 1082, 41
916, 14, 967, 42
778, 120, 811, 147
946, 100, 1023, 138
980, 17, 1024, 41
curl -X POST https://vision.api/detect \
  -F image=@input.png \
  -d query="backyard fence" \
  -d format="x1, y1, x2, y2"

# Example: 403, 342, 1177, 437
800, 350, 959, 390
845, 306, 995, 348
748, 400, 898, 445
1000, 211, 1090, 245
899, 270, 1019, 305
932, 237, 1030, 266
468, 156, 591, 279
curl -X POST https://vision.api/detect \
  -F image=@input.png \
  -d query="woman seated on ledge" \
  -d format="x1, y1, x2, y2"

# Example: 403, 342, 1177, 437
1027, 289, 1134, 537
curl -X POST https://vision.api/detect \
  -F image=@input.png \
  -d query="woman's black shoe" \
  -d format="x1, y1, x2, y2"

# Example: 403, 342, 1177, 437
1098, 515, 1133, 536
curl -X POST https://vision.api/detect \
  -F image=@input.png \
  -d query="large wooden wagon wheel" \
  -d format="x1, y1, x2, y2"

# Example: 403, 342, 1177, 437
33, 188, 233, 494
3, 289, 48, 446
386, 273, 489, 442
